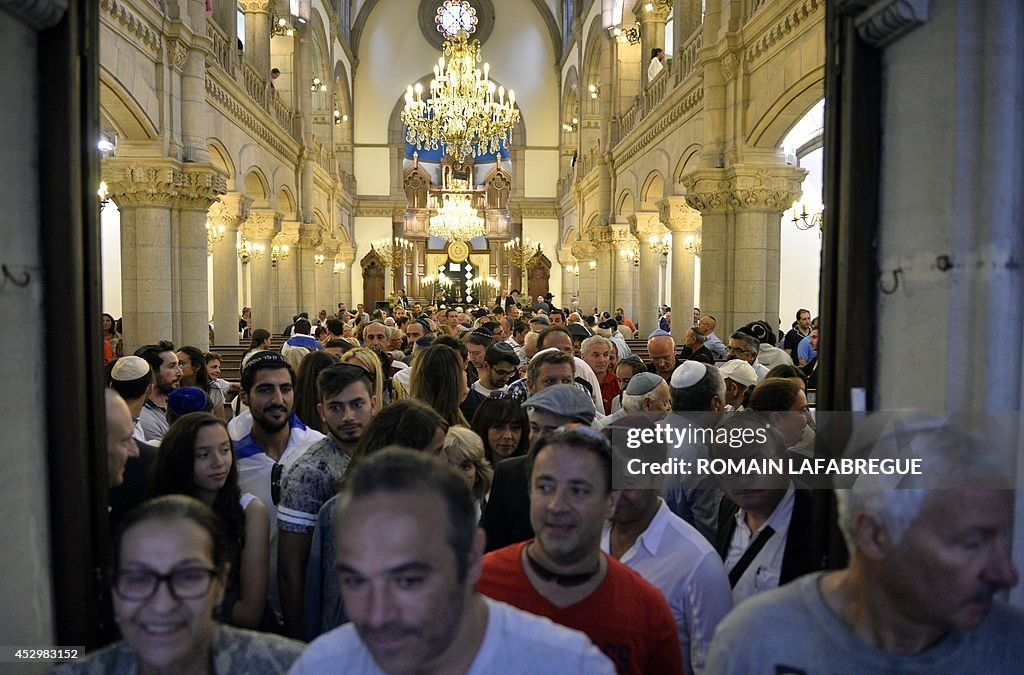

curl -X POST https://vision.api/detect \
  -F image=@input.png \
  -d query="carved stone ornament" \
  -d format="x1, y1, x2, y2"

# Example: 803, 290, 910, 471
241, 210, 283, 241
682, 166, 808, 213
102, 161, 226, 209
854, 0, 930, 48
207, 193, 253, 230
168, 38, 189, 73
720, 51, 741, 81
657, 197, 701, 232
237, 0, 271, 14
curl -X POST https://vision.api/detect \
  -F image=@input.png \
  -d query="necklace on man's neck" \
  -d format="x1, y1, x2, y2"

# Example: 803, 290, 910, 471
525, 544, 600, 587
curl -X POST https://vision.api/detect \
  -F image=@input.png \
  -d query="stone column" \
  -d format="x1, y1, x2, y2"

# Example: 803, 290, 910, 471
241, 210, 281, 333
630, 212, 666, 340
239, 0, 271, 78
589, 225, 615, 311
296, 23, 315, 224
208, 193, 252, 344
608, 222, 637, 318
336, 243, 356, 305
274, 222, 301, 327
637, 2, 671, 86
557, 248, 577, 306
659, 196, 701, 343
674, 0, 703, 52
173, 2, 211, 166
682, 165, 806, 334
572, 240, 598, 312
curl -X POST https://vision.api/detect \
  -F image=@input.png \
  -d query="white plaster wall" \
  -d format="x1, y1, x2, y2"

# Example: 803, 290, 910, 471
354, 147, 391, 195
525, 149, 560, 197
101, 204, 123, 318
779, 146, 822, 326
350, 216, 393, 304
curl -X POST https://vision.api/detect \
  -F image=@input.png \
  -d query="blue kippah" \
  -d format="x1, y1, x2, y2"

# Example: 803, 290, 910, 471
167, 386, 209, 416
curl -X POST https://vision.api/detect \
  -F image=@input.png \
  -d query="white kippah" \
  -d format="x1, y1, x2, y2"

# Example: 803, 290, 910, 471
111, 355, 150, 381
670, 360, 706, 388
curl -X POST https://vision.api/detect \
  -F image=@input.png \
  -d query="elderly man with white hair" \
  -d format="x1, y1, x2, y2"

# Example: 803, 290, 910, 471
707, 414, 1022, 673
597, 372, 671, 428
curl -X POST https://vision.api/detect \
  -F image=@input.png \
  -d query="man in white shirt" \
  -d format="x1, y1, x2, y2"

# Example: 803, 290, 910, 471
471, 342, 519, 397
291, 448, 614, 675
603, 485, 732, 673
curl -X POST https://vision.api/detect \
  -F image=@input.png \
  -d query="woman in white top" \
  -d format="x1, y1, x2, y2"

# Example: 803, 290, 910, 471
150, 412, 271, 629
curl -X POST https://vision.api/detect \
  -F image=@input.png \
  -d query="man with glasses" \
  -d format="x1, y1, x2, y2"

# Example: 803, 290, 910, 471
472, 343, 519, 397
727, 332, 769, 381
479, 426, 683, 674
229, 351, 324, 621
277, 363, 378, 637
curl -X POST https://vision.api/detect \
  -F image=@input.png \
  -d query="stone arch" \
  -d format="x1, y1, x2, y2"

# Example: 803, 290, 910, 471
582, 212, 601, 235
277, 185, 297, 216
309, 9, 332, 114
270, 165, 297, 199
206, 139, 236, 191
312, 208, 329, 233
615, 189, 634, 217
333, 59, 353, 118
243, 168, 271, 202
351, 0, 561, 62
639, 170, 665, 208
561, 66, 580, 147
746, 66, 825, 149
98, 67, 158, 141
673, 143, 702, 188
562, 224, 579, 247
581, 16, 611, 118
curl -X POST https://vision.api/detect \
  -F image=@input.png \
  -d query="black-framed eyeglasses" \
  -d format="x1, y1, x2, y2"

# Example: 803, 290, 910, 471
271, 462, 283, 505
112, 566, 220, 601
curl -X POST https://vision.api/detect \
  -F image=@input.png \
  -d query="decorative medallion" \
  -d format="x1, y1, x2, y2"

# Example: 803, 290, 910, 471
447, 239, 470, 262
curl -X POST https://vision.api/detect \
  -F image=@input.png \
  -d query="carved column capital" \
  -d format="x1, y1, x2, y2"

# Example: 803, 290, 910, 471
556, 248, 577, 266
628, 211, 666, 239
101, 158, 226, 209
175, 165, 228, 210
336, 242, 357, 266
241, 209, 282, 240
681, 165, 807, 214
657, 196, 701, 232
237, 0, 271, 14
571, 240, 597, 260
275, 221, 301, 248
208, 193, 253, 230
636, 2, 671, 23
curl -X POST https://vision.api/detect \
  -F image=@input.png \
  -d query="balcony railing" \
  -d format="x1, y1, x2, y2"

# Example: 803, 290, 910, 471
206, 19, 234, 74
675, 29, 703, 85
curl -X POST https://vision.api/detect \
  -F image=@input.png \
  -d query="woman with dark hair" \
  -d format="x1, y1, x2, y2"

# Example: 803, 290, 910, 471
470, 395, 529, 465
747, 377, 813, 448
178, 345, 224, 420
102, 312, 123, 363
57, 495, 302, 673
293, 350, 340, 433
351, 398, 449, 461
764, 364, 808, 388
611, 354, 646, 414
149, 412, 270, 629
409, 344, 470, 427
247, 328, 272, 355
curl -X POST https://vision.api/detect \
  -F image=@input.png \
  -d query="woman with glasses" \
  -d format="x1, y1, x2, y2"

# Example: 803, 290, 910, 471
56, 495, 302, 673
470, 395, 529, 466
148, 413, 271, 630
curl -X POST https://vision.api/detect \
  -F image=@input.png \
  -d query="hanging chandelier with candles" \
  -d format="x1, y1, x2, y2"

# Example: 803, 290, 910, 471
428, 179, 485, 242
401, 1, 519, 162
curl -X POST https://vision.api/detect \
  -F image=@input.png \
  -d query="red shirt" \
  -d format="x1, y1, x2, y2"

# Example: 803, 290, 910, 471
598, 369, 621, 415
478, 541, 683, 675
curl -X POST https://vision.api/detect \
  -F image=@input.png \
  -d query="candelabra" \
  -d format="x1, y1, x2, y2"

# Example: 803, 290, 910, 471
619, 246, 640, 267
792, 203, 824, 231
333, 259, 346, 275
310, 76, 327, 92
504, 237, 542, 292
372, 237, 413, 268
313, 253, 326, 268
422, 273, 453, 304
271, 243, 290, 267
468, 276, 501, 306
237, 238, 265, 265
205, 221, 225, 256
684, 235, 702, 256
648, 232, 671, 256
270, 13, 294, 37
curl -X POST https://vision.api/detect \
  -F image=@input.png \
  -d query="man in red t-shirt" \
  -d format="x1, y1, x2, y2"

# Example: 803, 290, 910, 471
581, 335, 620, 415
477, 426, 683, 675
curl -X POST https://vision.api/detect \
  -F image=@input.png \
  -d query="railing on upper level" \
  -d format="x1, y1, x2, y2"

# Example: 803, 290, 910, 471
206, 19, 234, 74
311, 138, 333, 175
644, 60, 672, 113
743, 0, 770, 22
340, 170, 357, 194
577, 145, 602, 180
675, 29, 703, 85
557, 174, 573, 199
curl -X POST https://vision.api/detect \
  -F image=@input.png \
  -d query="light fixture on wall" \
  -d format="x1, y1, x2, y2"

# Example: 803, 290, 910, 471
684, 235, 702, 256
588, 260, 597, 271
98, 181, 110, 211
311, 77, 327, 92
561, 115, 579, 133
588, 84, 600, 100
333, 259, 346, 274
619, 246, 640, 267
313, 253, 326, 268
271, 243, 290, 267
611, 25, 641, 45
237, 238, 265, 264
206, 221, 225, 256
270, 14, 294, 37
402, 1, 519, 162
791, 203, 824, 231
648, 232, 671, 256
567, 263, 580, 276
372, 237, 413, 269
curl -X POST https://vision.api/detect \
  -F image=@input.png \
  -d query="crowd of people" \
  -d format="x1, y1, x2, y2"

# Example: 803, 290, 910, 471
76, 298, 1022, 674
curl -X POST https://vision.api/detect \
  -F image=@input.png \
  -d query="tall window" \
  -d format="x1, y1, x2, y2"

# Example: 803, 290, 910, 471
664, 12, 673, 58
562, 0, 574, 43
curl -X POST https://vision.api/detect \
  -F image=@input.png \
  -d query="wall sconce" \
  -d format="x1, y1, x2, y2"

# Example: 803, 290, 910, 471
313, 253, 325, 268
684, 235, 702, 256
205, 221, 225, 256
237, 238, 265, 265
567, 263, 580, 276
588, 260, 597, 271
271, 14, 294, 37
791, 202, 824, 231
611, 25, 641, 45
271, 243, 290, 267
619, 247, 640, 267
588, 84, 600, 100
98, 181, 110, 211
648, 233, 671, 255
333, 260, 346, 275
561, 116, 579, 133
311, 76, 327, 92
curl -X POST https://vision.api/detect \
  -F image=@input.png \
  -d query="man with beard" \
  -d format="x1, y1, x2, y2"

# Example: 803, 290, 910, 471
277, 363, 378, 637
133, 341, 182, 442
479, 427, 682, 674
291, 449, 615, 674
230, 351, 325, 621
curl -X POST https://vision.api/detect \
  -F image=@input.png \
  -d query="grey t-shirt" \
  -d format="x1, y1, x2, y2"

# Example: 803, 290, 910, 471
706, 572, 1024, 674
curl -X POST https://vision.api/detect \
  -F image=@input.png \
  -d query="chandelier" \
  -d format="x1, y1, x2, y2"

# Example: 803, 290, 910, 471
401, 2, 519, 162
429, 181, 485, 242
